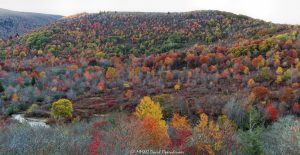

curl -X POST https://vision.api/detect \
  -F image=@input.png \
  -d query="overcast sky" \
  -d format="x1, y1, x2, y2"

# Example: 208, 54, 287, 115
0, 0, 299, 24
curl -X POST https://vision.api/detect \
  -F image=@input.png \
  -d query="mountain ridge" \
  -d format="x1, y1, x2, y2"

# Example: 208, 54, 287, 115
0, 10, 299, 59
0, 8, 62, 39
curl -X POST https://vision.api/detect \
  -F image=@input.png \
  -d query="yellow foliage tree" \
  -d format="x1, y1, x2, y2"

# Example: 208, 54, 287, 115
134, 96, 164, 121
276, 66, 283, 75
51, 99, 73, 119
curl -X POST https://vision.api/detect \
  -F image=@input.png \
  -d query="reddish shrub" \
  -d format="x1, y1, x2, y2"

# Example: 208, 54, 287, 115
97, 82, 105, 91
252, 86, 269, 99
92, 121, 108, 129
15, 77, 24, 85
88, 133, 102, 155
186, 53, 197, 63
252, 55, 264, 68
292, 103, 300, 112
265, 103, 279, 121
164, 57, 174, 65
199, 55, 209, 64
279, 87, 295, 102
221, 70, 230, 78
0, 117, 10, 129
291, 82, 299, 89
88, 121, 108, 155
171, 129, 192, 149
166, 71, 174, 80
209, 65, 217, 72
215, 53, 225, 62
46, 117, 56, 125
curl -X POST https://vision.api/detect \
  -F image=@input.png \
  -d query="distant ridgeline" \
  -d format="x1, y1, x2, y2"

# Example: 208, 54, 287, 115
0, 8, 62, 39
0, 10, 298, 58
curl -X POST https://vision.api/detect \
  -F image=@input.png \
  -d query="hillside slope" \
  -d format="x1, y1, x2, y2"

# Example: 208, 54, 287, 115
0, 11, 299, 119
0, 8, 62, 39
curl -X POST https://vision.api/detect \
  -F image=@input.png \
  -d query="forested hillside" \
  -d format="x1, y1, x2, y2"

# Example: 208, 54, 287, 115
0, 8, 62, 39
0, 11, 299, 155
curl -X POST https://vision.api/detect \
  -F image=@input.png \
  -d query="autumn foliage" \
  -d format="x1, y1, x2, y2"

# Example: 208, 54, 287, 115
251, 86, 269, 100
142, 116, 170, 148
51, 99, 73, 119
170, 113, 191, 130
170, 114, 192, 148
265, 103, 279, 121
134, 96, 170, 148
0, 10, 299, 155
186, 113, 237, 154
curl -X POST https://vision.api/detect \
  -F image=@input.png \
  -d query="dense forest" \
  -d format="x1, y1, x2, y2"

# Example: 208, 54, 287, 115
0, 11, 299, 155
0, 8, 62, 39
